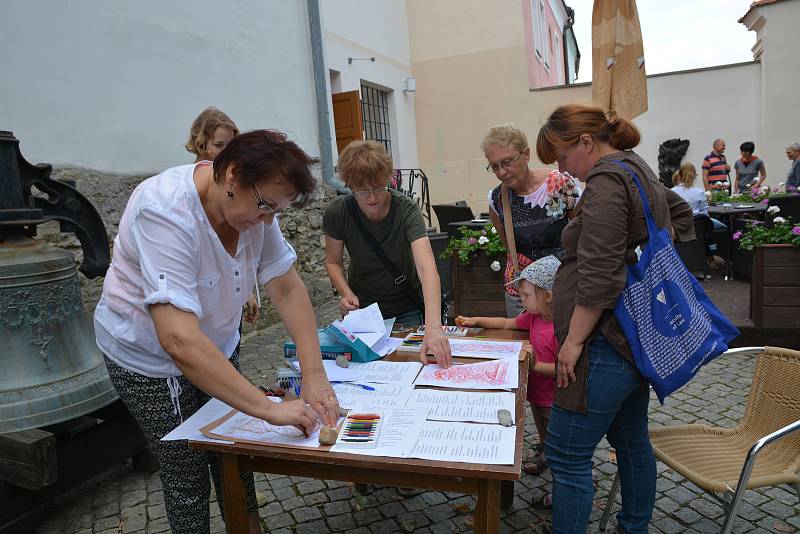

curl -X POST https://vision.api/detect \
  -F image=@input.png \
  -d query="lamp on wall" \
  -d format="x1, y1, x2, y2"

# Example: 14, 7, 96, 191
347, 57, 375, 64
403, 77, 416, 93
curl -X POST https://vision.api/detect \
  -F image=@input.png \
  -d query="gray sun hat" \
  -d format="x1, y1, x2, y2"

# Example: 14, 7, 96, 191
505, 255, 561, 291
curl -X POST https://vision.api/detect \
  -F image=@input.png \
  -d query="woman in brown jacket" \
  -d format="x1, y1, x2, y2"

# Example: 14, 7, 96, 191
536, 104, 693, 534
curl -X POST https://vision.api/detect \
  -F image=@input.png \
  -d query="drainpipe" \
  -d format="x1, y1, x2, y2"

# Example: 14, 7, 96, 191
307, 0, 348, 194
563, 6, 580, 83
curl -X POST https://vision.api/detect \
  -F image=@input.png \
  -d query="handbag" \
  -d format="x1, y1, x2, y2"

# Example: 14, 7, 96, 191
345, 196, 425, 314
611, 160, 740, 403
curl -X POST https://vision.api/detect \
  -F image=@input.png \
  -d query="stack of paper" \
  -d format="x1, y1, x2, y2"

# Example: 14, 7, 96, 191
331, 303, 402, 357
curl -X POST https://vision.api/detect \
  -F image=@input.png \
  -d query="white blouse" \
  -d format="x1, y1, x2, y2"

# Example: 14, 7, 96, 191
94, 164, 296, 378
671, 185, 708, 216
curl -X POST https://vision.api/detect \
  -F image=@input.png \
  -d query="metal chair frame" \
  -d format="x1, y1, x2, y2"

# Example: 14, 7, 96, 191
598, 347, 800, 534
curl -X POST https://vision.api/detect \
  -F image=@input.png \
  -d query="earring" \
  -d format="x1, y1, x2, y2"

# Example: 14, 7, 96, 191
226, 191, 234, 198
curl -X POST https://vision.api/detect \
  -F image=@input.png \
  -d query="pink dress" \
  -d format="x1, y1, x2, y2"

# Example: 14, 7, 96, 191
515, 312, 558, 408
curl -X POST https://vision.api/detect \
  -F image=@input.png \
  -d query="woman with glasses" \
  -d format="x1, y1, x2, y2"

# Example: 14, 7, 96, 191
323, 140, 452, 367
483, 124, 579, 318
94, 130, 339, 534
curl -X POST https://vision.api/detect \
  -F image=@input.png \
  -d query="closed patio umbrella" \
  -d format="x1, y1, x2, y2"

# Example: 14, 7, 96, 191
591, 0, 647, 119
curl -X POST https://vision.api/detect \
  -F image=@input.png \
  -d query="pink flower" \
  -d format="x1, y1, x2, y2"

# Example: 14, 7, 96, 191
792, 227, 800, 235
761, 199, 770, 204
467, 237, 477, 245
752, 221, 763, 226
732, 231, 742, 240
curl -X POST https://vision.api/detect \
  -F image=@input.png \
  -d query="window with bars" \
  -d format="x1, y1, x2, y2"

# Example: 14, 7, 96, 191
360, 84, 392, 155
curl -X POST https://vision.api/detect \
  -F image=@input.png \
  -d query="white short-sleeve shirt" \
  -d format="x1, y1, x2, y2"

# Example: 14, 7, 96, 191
94, 163, 297, 378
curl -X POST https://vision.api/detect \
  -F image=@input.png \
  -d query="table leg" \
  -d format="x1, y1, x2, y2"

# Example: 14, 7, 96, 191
724, 214, 734, 281
221, 454, 249, 534
474, 479, 501, 533
500, 480, 514, 510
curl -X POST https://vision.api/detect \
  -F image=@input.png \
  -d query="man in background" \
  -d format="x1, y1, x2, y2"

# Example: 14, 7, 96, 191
702, 138, 731, 192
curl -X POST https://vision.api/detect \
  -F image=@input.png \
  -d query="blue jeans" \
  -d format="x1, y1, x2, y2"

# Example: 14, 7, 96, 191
545, 336, 656, 533
392, 309, 423, 326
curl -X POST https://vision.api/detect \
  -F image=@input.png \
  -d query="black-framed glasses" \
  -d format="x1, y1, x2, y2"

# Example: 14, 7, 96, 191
351, 185, 389, 199
251, 183, 283, 215
485, 152, 523, 173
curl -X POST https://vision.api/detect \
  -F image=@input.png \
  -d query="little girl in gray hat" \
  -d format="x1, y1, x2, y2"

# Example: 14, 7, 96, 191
457, 254, 560, 509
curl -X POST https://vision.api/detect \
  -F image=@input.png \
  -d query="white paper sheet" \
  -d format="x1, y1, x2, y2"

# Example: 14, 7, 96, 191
333, 304, 398, 357
409, 421, 516, 465
413, 358, 518, 390
333, 382, 414, 409
330, 407, 428, 458
298, 359, 422, 385
340, 303, 386, 334
447, 338, 523, 360
371, 336, 403, 356
208, 409, 343, 448
161, 397, 234, 444
406, 389, 516, 424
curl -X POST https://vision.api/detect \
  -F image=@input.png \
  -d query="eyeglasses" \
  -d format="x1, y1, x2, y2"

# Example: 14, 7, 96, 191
251, 183, 284, 215
485, 153, 523, 173
351, 185, 389, 199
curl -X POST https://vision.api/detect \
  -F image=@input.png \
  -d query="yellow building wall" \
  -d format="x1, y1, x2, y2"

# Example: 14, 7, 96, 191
407, 0, 591, 221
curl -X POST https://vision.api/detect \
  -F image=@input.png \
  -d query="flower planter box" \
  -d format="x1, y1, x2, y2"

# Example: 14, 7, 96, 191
452, 253, 507, 317
750, 245, 800, 327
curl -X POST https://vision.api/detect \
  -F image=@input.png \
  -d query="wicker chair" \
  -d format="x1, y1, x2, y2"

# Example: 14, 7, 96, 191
599, 346, 800, 534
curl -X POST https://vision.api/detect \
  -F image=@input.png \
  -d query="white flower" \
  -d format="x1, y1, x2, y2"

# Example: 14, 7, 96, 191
490, 260, 501, 272
704, 190, 712, 198
767, 205, 781, 214
490, 226, 498, 234
773, 216, 786, 224
779, 182, 785, 187
722, 181, 730, 186
478, 236, 489, 245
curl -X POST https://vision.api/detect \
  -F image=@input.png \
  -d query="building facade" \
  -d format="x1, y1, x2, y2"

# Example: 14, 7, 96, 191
408, 0, 798, 218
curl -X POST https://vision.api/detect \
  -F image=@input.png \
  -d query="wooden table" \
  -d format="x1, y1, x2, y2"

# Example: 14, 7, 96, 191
708, 203, 767, 280
190, 329, 530, 534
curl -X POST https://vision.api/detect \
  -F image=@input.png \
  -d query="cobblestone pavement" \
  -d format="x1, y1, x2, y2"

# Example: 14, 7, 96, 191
31, 301, 799, 534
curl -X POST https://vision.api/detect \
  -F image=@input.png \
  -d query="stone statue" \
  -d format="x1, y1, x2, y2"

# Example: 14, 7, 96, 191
658, 138, 690, 188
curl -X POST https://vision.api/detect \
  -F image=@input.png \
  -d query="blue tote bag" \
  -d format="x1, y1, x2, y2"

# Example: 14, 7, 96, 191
612, 160, 740, 403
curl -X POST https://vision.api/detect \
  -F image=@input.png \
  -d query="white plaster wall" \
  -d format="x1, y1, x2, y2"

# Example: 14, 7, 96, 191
0, 0, 319, 175
755, 1, 800, 185
633, 62, 762, 179
322, 0, 411, 66
322, 1, 419, 169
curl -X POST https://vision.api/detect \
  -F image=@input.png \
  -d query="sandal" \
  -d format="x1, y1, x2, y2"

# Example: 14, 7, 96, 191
532, 493, 553, 510
522, 457, 549, 475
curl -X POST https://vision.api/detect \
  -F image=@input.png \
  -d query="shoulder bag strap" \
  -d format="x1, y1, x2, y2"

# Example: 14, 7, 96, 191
501, 184, 519, 273
346, 196, 425, 313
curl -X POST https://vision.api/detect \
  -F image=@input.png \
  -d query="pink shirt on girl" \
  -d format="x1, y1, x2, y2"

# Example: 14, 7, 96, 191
516, 311, 558, 408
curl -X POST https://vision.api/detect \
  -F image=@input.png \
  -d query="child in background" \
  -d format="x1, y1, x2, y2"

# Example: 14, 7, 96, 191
185, 106, 240, 163
456, 255, 560, 508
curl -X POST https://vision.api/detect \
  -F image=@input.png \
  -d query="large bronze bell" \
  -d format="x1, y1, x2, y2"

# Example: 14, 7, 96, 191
0, 131, 116, 433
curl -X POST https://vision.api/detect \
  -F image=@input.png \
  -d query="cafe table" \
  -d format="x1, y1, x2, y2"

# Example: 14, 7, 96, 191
707, 202, 767, 280
190, 329, 530, 534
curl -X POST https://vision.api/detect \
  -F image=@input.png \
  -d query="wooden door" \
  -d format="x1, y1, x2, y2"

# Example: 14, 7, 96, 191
332, 90, 363, 154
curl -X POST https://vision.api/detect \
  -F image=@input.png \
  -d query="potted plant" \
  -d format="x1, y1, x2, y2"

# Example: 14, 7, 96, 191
441, 224, 507, 317
734, 210, 800, 327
